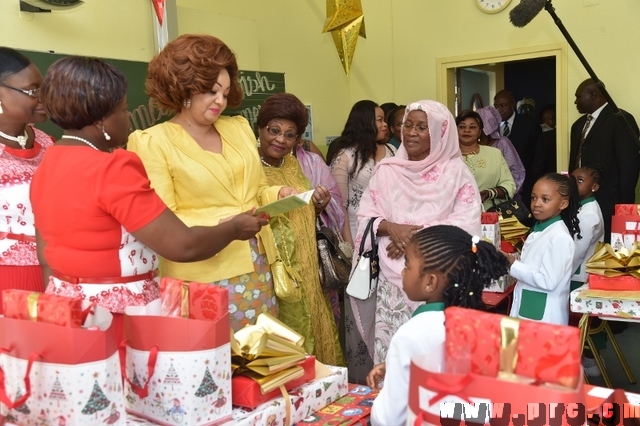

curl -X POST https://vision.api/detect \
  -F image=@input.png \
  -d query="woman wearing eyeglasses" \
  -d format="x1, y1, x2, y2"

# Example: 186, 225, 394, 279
0, 47, 54, 312
128, 35, 295, 331
256, 93, 345, 365
347, 101, 481, 384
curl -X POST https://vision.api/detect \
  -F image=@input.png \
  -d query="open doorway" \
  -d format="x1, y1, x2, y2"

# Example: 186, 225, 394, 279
436, 44, 568, 170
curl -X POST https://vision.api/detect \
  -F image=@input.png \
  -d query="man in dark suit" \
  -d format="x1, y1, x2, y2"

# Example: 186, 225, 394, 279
569, 78, 640, 242
494, 90, 541, 202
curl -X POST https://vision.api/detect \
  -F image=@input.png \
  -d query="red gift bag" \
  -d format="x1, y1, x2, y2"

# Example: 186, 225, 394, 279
407, 344, 585, 426
121, 299, 232, 426
0, 304, 125, 425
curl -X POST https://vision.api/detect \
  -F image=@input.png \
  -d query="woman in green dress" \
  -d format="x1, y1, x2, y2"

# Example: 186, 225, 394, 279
256, 93, 344, 366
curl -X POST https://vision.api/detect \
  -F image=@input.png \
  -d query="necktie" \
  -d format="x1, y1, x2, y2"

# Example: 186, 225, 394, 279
575, 114, 593, 167
503, 121, 510, 137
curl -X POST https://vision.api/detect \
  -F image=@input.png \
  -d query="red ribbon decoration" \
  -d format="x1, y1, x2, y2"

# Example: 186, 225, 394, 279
152, 0, 165, 26
119, 341, 158, 399
426, 374, 474, 406
0, 349, 41, 409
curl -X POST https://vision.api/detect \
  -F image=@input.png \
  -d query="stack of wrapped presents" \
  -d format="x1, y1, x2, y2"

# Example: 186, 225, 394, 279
0, 279, 348, 426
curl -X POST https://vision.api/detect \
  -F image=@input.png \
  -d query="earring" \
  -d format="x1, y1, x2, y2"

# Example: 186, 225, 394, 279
256, 140, 261, 148
102, 125, 111, 141
183, 99, 191, 109
0, 101, 3, 114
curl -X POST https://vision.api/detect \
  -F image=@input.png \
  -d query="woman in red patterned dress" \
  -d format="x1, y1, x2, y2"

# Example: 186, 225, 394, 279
31, 57, 268, 338
0, 47, 55, 313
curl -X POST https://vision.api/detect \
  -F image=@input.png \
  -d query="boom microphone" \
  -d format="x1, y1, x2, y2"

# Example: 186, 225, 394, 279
509, 0, 546, 27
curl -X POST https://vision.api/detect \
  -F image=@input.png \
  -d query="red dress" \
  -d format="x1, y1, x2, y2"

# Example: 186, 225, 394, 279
0, 127, 54, 313
31, 146, 167, 336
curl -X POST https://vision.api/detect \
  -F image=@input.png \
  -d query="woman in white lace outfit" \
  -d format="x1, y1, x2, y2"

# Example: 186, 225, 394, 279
326, 100, 395, 384
326, 100, 395, 246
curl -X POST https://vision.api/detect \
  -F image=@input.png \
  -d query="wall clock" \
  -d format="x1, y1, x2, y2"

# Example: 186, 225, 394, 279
475, 0, 511, 14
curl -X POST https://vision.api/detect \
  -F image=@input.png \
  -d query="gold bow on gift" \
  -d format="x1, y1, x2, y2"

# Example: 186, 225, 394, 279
498, 216, 529, 247
231, 313, 307, 394
586, 242, 640, 278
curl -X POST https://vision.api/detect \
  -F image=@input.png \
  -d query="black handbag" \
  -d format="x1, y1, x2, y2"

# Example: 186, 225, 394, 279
487, 186, 533, 226
316, 220, 353, 291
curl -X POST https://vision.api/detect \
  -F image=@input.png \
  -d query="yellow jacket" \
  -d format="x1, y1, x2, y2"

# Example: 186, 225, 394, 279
127, 116, 280, 282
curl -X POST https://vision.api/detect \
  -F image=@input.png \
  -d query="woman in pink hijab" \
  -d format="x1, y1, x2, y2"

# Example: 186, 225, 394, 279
346, 100, 481, 381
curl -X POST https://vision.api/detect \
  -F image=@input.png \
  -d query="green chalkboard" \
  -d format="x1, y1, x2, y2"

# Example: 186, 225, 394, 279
18, 49, 285, 138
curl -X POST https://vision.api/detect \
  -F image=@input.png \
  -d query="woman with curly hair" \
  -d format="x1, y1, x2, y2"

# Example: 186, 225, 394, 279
128, 34, 295, 331
326, 100, 394, 245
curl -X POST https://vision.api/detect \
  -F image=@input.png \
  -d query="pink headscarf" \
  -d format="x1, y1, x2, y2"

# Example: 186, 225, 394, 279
350, 100, 482, 357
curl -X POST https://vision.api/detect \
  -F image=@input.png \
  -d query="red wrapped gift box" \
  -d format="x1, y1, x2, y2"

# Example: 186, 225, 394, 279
615, 204, 640, 216
481, 212, 499, 224
301, 383, 379, 425
589, 273, 640, 291
232, 355, 316, 409
2, 289, 83, 327
159, 277, 228, 321
445, 307, 581, 388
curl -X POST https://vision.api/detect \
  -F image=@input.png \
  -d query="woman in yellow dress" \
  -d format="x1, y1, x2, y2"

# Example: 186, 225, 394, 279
127, 35, 296, 331
256, 93, 344, 366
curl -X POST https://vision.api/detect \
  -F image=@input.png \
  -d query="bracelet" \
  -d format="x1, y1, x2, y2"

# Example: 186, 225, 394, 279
487, 188, 497, 200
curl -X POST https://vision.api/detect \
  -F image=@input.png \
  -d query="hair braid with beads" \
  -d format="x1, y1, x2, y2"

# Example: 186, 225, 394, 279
411, 225, 510, 309
538, 173, 582, 240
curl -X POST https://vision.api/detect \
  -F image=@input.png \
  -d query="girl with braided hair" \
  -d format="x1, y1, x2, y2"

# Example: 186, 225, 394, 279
367, 225, 509, 426
570, 165, 604, 292
506, 172, 581, 326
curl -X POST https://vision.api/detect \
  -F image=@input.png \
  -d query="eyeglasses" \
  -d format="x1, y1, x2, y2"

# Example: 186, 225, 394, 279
403, 122, 429, 133
0, 84, 40, 99
266, 126, 298, 142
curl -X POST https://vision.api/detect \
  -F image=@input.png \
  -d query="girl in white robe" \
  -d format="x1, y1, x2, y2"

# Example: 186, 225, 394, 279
570, 166, 604, 291
507, 173, 582, 326
367, 225, 510, 426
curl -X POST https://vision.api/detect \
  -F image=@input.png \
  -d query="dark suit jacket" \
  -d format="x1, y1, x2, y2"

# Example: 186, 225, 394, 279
569, 104, 640, 241
532, 129, 557, 180
507, 114, 542, 202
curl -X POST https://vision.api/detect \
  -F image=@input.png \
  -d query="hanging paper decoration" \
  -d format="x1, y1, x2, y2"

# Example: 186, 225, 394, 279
322, 0, 366, 76
152, 0, 165, 26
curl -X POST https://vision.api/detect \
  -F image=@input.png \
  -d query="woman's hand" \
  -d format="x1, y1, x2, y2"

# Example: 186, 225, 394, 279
229, 209, 269, 240
312, 184, 331, 214
480, 190, 489, 202
388, 223, 423, 250
278, 186, 298, 199
386, 241, 405, 260
366, 362, 386, 391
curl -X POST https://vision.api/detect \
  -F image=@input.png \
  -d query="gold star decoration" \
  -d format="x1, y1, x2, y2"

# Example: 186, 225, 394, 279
322, 0, 366, 76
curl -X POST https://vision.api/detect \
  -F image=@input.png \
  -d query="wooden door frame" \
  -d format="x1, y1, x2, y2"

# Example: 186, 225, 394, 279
436, 43, 568, 171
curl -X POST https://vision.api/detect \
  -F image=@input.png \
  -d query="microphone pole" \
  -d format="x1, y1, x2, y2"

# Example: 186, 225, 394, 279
543, 0, 640, 148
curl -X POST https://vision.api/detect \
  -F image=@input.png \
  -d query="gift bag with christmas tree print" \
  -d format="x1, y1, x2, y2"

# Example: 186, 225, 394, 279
122, 299, 232, 426
0, 304, 126, 426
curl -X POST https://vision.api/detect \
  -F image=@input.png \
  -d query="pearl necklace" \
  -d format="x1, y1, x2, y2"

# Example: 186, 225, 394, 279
0, 128, 28, 149
60, 135, 100, 151
260, 156, 284, 168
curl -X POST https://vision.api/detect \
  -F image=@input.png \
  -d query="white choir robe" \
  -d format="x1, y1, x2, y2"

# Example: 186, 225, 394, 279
371, 309, 445, 426
571, 197, 604, 287
509, 216, 575, 325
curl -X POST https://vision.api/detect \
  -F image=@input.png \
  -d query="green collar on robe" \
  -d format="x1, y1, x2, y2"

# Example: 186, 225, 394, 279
412, 302, 445, 317
531, 215, 562, 233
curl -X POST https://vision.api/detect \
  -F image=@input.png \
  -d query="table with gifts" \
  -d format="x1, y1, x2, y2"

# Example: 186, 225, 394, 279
123, 366, 349, 426
570, 284, 640, 319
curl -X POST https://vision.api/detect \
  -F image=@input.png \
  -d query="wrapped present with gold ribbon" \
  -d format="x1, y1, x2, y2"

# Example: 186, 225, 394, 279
444, 306, 581, 388
586, 242, 640, 291
231, 313, 315, 408
498, 215, 529, 249
158, 277, 228, 321
2, 289, 83, 327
